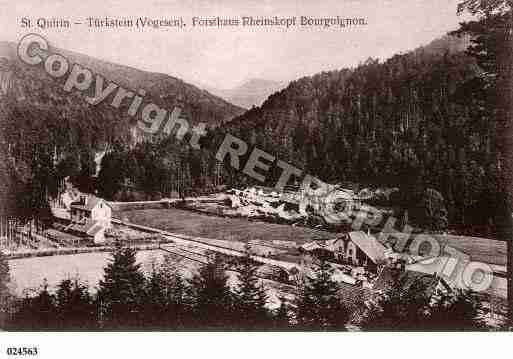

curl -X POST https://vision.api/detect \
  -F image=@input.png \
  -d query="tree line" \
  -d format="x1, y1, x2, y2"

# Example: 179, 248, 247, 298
0, 244, 489, 331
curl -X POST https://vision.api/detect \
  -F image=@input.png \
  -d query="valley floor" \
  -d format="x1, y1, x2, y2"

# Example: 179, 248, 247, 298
119, 207, 336, 244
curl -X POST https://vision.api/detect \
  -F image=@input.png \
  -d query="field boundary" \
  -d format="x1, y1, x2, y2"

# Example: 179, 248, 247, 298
4, 243, 163, 260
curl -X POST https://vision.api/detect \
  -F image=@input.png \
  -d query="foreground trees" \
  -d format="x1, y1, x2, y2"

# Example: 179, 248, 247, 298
97, 242, 146, 328
4, 244, 491, 331
0, 252, 12, 327
428, 290, 486, 330
294, 260, 349, 330
12, 283, 56, 330
141, 256, 192, 328
54, 279, 96, 329
189, 253, 235, 329
232, 250, 272, 329
359, 275, 431, 331
359, 275, 486, 331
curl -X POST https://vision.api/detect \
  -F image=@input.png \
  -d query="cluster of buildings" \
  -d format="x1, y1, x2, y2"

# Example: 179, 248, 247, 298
52, 189, 113, 245
298, 230, 456, 302
300, 231, 387, 272
226, 185, 457, 300
45, 183, 474, 305
226, 185, 396, 229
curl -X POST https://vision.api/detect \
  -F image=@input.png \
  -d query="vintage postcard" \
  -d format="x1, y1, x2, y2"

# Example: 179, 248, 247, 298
0, 0, 512, 350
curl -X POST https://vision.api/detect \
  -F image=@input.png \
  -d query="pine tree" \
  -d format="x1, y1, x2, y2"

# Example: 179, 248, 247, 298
272, 296, 292, 330
33, 282, 57, 329
97, 242, 146, 329
142, 259, 191, 329
360, 272, 486, 331
142, 263, 168, 328
418, 188, 449, 231
427, 289, 486, 330
360, 272, 432, 331
293, 260, 349, 330
189, 253, 234, 329
55, 278, 96, 329
159, 255, 191, 328
232, 249, 270, 329
97, 150, 127, 200
11, 281, 57, 329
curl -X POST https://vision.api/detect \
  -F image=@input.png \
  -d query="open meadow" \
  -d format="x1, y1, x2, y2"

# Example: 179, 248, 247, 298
118, 207, 337, 244
437, 234, 507, 266
119, 208, 508, 266
8, 250, 167, 297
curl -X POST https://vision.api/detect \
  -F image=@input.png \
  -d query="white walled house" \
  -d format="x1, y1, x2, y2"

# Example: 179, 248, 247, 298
300, 231, 387, 273
67, 195, 112, 245
70, 195, 112, 228
60, 191, 74, 210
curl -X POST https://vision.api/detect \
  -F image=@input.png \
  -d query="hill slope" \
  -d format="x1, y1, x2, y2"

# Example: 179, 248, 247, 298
217, 35, 498, 230
0, 40, 244, 148
0, 39, 244, 217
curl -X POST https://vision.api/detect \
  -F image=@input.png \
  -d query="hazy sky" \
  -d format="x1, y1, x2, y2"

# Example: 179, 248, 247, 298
0, 0, 470, 89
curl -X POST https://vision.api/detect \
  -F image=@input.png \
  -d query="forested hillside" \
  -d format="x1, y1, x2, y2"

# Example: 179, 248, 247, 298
0, 40, 243, 222
95, 34, 505, 233
216, 35, 501, 231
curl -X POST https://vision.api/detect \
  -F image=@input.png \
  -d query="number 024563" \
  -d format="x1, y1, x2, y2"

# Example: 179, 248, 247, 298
6, 348, 38, 356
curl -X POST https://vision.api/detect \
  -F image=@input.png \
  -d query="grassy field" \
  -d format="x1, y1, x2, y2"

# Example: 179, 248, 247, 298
8, 249, 290, 308
7, 208, 336, 299
8, 250, 167, 297
436, 234, 507, 266
120, 208, 336, 244
120, 208, 508, 266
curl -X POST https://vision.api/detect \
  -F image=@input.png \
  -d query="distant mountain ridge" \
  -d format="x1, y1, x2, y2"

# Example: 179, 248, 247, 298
205, 78, 287, 109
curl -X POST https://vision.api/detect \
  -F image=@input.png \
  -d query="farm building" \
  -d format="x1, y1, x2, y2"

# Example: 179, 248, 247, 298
65, 195, 112, 245
342, 231, 387, 272
70, 195, 112, 228
299, 240, 342, 262
66, 219, 108, 245
373, 266, 452, 303
300, 231, 387, 272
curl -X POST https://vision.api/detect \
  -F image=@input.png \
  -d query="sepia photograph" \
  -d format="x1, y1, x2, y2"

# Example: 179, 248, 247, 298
0, 0, 513, 351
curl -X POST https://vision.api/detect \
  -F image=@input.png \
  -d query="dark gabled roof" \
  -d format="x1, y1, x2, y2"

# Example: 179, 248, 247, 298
70, 204, 91, 212
68, 219, 104, 237
70, 196, 111, 211
373, 267, 451, 297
